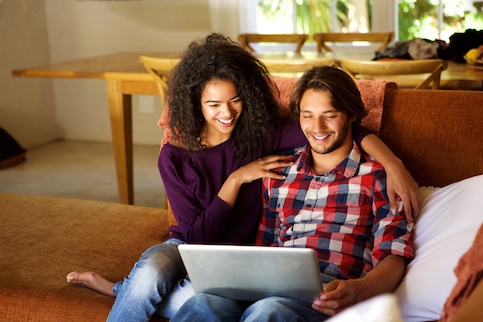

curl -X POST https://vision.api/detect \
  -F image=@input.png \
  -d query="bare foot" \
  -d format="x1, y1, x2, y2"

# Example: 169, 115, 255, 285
66, 271, 115, 297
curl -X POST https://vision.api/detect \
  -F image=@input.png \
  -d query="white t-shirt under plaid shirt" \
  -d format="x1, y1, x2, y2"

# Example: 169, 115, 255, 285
256, 142, 414, 280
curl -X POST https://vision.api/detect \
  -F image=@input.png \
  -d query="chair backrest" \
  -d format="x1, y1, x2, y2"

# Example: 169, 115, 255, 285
313, 32, 394, 54
140, 55, 180, 223
139, 55, 180, 104
238, 33, 309, 54
339, 58, 448, 89
261, 57, 339, 73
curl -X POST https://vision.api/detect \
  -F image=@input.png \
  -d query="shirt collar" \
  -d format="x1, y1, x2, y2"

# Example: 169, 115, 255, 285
296, 141, 363, 178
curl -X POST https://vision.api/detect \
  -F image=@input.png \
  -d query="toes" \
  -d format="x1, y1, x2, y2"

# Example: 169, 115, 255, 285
66, 271, 77, 282
66, 271, 84, 284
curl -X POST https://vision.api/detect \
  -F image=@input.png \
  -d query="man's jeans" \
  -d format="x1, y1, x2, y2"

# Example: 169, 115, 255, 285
170, 294, 329, 322
107, 238, 195, 322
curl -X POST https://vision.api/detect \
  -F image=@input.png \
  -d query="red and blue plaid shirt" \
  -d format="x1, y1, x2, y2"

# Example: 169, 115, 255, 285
256, 143, 413, 280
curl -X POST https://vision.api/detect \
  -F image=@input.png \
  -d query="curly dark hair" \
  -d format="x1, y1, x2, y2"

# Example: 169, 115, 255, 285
166, 33, 281, 159
289, 66, 368, 129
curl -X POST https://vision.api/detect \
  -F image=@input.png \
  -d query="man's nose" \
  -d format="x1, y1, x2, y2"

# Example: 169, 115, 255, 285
313, 118, 327, 132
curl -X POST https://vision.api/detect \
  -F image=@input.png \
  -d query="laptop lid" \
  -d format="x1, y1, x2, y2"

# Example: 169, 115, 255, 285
178, 244, 323, 303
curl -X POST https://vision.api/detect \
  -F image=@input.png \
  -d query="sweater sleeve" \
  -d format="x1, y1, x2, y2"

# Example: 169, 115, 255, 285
158, 145, 233, 243
271, 118, 306, 153
354, 126, 372, 146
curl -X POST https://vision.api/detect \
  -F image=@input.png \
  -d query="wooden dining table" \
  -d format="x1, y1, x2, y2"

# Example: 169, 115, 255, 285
11, 51, 483, 205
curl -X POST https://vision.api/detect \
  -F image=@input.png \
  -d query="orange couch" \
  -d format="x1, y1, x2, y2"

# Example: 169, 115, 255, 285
0, 79, 482, 321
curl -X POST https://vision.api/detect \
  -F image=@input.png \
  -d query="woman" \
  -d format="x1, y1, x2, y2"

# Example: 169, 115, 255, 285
67, 33, 418, 321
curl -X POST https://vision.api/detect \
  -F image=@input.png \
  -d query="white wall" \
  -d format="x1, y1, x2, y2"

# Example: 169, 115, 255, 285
0, 0, 58, 148
1, 0, 242, 148
44, 0, 213, 145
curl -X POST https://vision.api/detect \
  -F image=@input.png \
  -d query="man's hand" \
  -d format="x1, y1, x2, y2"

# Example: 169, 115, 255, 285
311, 280, 358, 316
312, 255, 407, 315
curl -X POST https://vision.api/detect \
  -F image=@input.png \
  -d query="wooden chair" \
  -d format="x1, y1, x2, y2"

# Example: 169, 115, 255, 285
339, 58, 448, 89
139, 55, 179, 214
313, 32, 394, 54
139, 55, 180, 104
237, 33, 309, 54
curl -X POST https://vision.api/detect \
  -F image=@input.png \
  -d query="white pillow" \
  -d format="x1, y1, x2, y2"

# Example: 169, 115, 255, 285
326, 294, 403, 322
395, 174, 483, 322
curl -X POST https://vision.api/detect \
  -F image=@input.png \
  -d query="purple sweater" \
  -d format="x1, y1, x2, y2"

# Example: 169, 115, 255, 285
158, 120, 368, 245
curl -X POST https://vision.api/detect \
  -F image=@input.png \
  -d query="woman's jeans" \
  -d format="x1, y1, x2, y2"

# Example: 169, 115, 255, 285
106, 238, 195, 322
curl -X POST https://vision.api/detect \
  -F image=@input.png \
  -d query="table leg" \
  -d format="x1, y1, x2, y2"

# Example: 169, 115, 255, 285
106, 79, 133, 205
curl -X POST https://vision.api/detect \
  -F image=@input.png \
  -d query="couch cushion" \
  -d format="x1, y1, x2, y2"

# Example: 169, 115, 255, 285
380, 89, 483, 187
0, 193, 169, 322
395, 174, 483, 322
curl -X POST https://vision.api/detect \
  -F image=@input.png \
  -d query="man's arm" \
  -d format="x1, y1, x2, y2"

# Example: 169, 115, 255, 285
311, 254, 406, 316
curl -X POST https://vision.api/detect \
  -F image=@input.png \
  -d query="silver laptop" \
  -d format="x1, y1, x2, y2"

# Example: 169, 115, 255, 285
178, 244, 323, 303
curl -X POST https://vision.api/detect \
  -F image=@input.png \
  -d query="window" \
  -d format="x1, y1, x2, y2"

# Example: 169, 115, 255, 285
241, 0, 483, 43
256, 0, 371, 37
398, 0, 483, 41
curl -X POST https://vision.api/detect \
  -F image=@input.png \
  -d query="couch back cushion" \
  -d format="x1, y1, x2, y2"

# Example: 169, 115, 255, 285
158, 77, 396, 145
270, 76, 396, 135
380, 89, 483, 187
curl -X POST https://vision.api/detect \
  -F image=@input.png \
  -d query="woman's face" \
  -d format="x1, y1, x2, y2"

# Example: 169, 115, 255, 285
200, 79, 243, 147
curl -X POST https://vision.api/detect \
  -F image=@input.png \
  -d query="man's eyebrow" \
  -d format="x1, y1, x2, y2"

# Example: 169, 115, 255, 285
300, 109, 337, 113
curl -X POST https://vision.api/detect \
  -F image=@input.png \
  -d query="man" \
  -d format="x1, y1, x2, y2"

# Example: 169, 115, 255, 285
170, 66, 414, 322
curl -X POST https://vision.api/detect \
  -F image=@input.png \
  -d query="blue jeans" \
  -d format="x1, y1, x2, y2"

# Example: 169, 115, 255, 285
170, 294, 329, 322
107, 238, 196, 322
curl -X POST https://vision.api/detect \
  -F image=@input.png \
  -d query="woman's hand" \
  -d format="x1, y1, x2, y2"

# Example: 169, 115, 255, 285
385, 160, 420, 224
230, 154, 294, 184
218, 155, 293, 207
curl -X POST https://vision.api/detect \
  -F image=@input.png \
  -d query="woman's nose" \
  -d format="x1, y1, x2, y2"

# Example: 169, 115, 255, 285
220, 103, 233, 115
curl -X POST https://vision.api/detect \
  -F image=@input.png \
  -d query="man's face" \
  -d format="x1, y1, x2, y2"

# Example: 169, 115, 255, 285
299, 88, 352, 155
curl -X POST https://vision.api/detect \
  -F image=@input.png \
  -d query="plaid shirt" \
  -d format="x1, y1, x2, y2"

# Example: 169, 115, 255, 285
256, 143, 413, 280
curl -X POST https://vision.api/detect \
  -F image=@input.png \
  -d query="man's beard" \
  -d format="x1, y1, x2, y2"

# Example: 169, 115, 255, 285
309, 122, 350, 155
